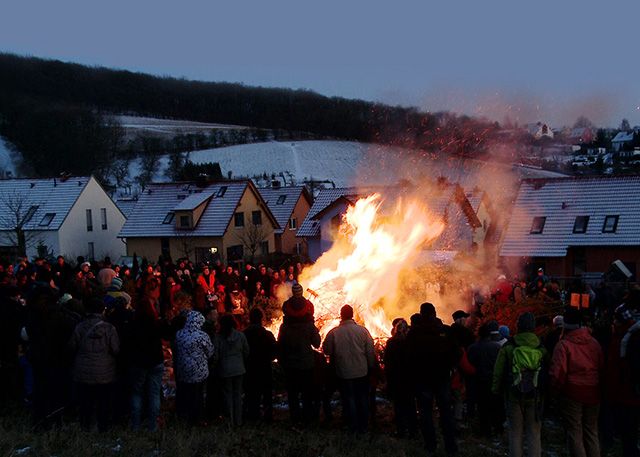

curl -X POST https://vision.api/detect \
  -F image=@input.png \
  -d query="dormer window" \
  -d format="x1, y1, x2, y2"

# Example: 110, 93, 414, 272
602, 215, 619, 233
573, 216, 589, 234
530, 216, 546, 234
179, 215, 192, 229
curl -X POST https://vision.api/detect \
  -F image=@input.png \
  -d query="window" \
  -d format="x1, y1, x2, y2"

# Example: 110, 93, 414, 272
261, 241, 269, 256
86, 209, 93, 232
162, 212, 175, 224
23, 205, 38, 224
276, 195, 287, 205
217, 186, 228, 198
100, 208, 107, 230
295, 242, 302, 255
226, 244, 244, 261
602, 215, 619, 233
573, 216, 589, 234
289, 217, 297, 230
87, 242, 95, 260
179, 215, 191, 228
161, 238, 170, 258
39, 213, 55, 226
234, 212, 245, 227
252, 210, 262, 225
530, 216, 546, 234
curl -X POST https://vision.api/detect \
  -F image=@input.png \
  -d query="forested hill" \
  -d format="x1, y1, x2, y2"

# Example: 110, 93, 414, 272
0, 53, 497, 177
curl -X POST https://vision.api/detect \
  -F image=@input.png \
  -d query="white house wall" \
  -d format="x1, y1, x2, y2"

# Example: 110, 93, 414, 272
24, 230, 60, 259
59, 177, 126, 260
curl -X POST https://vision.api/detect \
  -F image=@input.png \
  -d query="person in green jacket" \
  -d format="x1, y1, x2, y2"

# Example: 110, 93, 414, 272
492, 312, 548, 457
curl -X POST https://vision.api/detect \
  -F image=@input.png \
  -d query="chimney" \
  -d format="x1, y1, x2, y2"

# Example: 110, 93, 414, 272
272, 180, 281, 189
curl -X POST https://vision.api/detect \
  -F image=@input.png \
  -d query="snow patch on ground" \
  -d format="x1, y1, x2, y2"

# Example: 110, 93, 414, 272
0, 136, 18, 178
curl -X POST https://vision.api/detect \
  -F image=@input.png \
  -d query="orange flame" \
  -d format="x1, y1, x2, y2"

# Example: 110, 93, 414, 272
298, 193, 445, 339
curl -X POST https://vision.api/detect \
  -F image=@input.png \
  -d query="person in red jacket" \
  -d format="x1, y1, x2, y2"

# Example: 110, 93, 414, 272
549, 308, 604, 457
493, 274, 513, 304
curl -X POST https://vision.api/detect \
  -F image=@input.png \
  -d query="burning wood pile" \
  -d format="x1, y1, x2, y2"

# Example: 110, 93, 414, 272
270, 194, 445, 340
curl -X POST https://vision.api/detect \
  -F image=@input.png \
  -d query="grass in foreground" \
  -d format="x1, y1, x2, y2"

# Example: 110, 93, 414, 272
0, 404, 592, 457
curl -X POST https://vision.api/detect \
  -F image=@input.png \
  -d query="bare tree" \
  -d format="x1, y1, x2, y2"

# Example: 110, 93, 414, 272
174, 230, 196, 261
235, 221, 269, 262
0, 190, 41, 257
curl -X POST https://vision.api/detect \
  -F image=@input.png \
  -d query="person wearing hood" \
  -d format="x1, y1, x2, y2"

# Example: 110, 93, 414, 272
278, 285, 321, 425
406, 302, 460, 456
549, 308, 603, 457
468, 320, 503, 437
215, 314, 249, 426
68, 297, 120, 432
492, 312, 548, 457
174, 310, 214, 424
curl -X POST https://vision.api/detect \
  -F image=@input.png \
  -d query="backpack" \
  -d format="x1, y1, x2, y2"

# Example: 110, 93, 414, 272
510, 345, 544, 397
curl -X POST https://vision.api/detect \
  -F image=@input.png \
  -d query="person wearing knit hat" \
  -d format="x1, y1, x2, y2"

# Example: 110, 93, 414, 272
492, 312, 547, 457
110, 277, 123, 291
498, 325, 510, 346
282, 283, 314, 323
550, 307, 603, 457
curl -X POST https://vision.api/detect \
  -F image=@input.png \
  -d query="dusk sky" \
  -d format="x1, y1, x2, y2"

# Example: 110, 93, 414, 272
3, 0, 640, 127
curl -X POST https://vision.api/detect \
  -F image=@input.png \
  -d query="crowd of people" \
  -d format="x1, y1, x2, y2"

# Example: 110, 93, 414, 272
0, 254, 639, 457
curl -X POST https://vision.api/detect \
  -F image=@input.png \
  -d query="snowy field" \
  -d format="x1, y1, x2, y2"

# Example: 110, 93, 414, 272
182, 140, 565, 188
0, 136, 17, 178
114, 115, 247, 139
119, 139, 566, 198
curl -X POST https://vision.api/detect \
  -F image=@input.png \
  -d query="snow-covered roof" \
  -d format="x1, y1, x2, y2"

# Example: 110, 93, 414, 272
296, 186, 387, 237
297, 184, 479, 238
612, 131, 634, 143
173, 190, 215, 211
465, 191, 484, 214
500, 176, 640, 257
115, 199, 138, 219
570, 127, 591, 138
0, 176, 90, 232
258, 186, 310, 235
119, 180, 279, 238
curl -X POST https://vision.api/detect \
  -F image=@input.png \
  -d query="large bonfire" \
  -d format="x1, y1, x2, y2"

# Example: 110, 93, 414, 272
294, 193, 445, 340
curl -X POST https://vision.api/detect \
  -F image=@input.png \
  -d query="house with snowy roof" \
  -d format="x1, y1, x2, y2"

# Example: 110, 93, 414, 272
297, 183, 483, 261
0, 176, 126, 260
612, 131, 636, 152
499, 176, 640, 279
118, 180, 280, 265
258, 185, 312, 256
